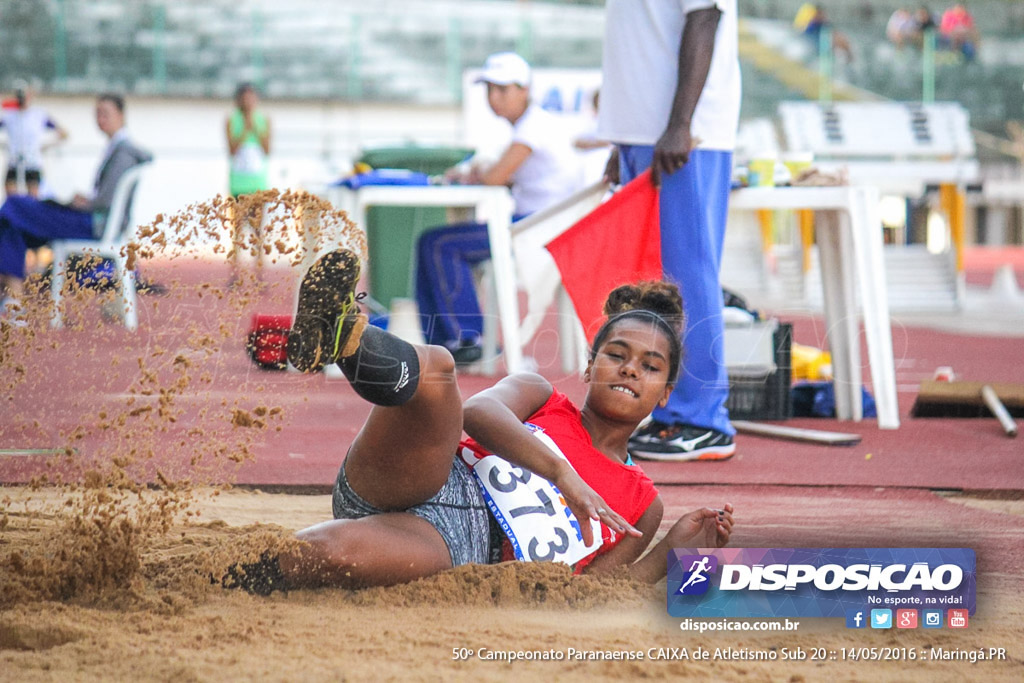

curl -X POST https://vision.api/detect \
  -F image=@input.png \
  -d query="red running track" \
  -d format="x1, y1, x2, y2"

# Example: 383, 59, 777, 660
0, 259, 1021, 493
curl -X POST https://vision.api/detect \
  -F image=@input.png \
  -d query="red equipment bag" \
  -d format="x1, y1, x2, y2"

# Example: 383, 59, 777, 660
246, 314, 292, 370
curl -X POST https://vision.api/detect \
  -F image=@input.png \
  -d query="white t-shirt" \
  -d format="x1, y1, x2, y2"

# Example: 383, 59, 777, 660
0, 106, 58, 170
598, 0, 741, 151
509, 104, 582, 215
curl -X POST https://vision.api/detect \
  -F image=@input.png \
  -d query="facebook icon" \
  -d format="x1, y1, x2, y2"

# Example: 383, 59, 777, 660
845, 609, 867, 629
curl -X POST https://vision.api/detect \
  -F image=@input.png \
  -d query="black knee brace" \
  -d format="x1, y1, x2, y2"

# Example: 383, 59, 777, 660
338, 325, 420, 406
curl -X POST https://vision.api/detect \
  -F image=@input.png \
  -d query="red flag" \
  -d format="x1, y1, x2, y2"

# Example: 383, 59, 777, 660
546, 170, 662, 341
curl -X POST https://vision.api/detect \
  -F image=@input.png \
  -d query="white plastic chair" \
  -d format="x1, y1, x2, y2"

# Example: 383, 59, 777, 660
50, 162, 149, 331
479, 181, 607, 374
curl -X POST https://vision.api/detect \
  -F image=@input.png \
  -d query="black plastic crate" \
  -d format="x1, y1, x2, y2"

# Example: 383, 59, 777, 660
725, 322, 793, 421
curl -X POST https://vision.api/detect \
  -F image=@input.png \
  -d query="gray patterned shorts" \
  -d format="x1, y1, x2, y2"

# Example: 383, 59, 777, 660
332, 458, 498, 567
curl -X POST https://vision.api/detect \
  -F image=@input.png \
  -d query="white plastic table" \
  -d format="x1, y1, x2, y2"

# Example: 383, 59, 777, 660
729, 185, 899, 429
323, 184, 519, 375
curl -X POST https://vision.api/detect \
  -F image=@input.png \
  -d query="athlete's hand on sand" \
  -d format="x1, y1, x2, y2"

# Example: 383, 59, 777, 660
706, 502, 734, 548
668, 503, 734, 548
554, 466, 641, 546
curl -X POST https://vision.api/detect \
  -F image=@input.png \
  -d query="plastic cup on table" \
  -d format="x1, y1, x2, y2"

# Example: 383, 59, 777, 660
747, 157, 777, 187
781, 151, 814, 183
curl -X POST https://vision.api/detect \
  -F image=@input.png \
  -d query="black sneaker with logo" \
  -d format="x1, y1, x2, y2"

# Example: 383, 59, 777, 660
287, 249, 367, 373
628, 421, 736, 462
447, 340, 484, 366
219, 552, 287, 596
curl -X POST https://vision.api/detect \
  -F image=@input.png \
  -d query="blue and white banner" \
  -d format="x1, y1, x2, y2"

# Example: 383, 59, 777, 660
667, 548, 976, 619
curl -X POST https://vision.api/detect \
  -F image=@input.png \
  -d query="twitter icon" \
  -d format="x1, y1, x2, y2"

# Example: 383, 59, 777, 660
871, 609, 893, 629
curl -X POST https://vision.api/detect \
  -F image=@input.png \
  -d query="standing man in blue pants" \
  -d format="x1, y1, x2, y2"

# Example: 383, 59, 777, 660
599, 0, 741, 461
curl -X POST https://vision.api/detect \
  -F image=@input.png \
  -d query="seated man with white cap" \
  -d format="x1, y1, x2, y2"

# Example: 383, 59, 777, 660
415, 52, 581, 364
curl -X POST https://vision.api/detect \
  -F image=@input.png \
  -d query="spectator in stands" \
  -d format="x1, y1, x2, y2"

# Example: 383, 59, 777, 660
225, 82, 272, 286
0, 79, 68, 198
857, 1, 877, 22
914, 6, 938, 33
415, 52, 581, 364
939, 3, 979, 61
0, 93, 151, 320
886, 8, 918, 49
910, 6, 938, 48
796, 4, 855, 63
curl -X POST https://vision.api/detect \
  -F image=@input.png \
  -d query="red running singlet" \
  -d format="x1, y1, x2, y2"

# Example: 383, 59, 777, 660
461, 388, 658, 572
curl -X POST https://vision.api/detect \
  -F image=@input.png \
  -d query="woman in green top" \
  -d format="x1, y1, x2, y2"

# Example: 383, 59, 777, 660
225, 82, 271, 285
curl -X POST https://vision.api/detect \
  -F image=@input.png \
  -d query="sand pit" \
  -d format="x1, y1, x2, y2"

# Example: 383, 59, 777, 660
1, 487, 1022, 682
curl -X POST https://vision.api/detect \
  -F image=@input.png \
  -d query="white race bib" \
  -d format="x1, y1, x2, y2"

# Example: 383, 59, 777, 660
461, 425, 603, 566
232, 142, 266, 175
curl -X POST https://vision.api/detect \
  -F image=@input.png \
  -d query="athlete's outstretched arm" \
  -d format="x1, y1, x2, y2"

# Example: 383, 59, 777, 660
463, 373, 641, 545
582, 496, 664, 582
585, 499, 735, 583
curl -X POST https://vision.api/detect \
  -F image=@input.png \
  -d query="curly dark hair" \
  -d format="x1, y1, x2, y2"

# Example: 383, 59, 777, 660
590, 281, 685, 383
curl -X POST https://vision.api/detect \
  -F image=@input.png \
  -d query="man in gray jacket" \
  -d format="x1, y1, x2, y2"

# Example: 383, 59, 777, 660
0, 93, 152, 313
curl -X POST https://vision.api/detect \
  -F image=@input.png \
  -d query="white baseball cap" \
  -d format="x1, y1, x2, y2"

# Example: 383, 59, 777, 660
475, 52, 531, 87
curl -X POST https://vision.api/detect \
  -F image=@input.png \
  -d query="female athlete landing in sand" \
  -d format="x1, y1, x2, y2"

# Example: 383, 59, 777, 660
227, 249, 734, 593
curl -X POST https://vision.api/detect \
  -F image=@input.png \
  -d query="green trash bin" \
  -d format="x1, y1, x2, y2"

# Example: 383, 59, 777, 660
358, 145, 473, 310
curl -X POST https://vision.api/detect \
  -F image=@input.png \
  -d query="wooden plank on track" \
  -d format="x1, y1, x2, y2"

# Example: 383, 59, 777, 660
912, 380, 1024, 418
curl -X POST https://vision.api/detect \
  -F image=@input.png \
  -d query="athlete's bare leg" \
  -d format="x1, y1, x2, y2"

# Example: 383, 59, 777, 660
342, 343, 464, 510
282, 513, 452, 588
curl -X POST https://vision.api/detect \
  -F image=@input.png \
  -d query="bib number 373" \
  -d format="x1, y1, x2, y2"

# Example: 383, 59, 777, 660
461, 429, 602, 566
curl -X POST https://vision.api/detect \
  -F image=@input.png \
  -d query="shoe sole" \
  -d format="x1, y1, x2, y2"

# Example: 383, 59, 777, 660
630, 443, 737, 462
287, 249, 362, 373
452, 346, 484, 366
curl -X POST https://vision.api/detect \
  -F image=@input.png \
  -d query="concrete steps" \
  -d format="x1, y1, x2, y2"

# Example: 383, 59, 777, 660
766, 244, 959, 311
